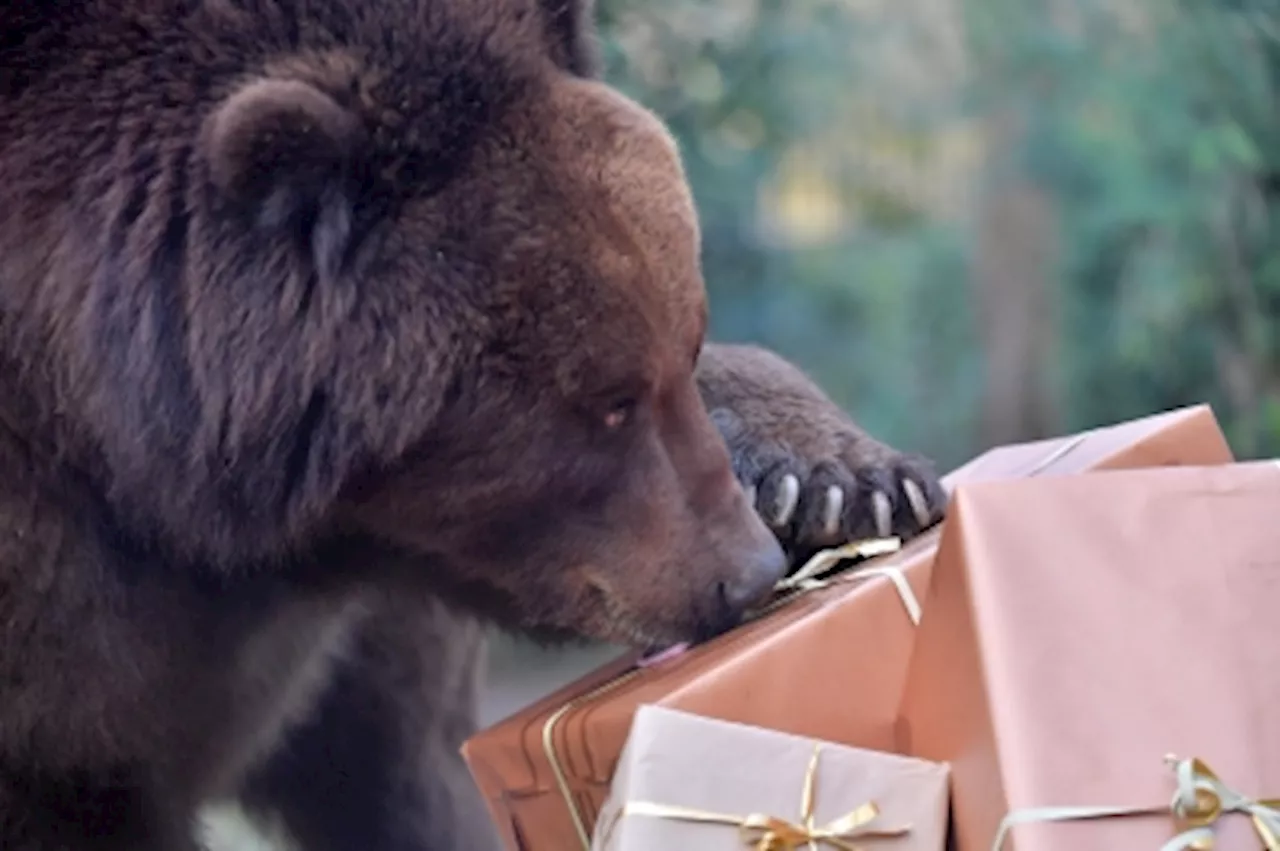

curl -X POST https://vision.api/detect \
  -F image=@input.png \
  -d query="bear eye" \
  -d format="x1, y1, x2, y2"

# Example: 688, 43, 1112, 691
602, 398, 637, 431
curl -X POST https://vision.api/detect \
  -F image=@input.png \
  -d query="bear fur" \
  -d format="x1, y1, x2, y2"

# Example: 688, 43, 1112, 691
0, 1, 945, 849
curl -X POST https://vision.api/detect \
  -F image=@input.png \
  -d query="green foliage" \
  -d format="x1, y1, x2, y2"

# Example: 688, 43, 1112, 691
596, 0, 979, 465
1022, 1, 1280, 457
595, 0, 1280, 466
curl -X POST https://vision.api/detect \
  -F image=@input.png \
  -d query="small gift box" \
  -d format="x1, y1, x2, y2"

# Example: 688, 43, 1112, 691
461, 405, 1234, 851
897, 460, 1280, 850
591, 705, 949, 851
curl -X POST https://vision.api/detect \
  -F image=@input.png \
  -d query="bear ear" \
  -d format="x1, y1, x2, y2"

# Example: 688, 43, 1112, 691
203, 77, 363, 281
540, 0, 602, 77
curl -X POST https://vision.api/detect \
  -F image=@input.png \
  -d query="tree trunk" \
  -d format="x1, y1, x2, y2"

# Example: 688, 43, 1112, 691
972, 86, 1061, 447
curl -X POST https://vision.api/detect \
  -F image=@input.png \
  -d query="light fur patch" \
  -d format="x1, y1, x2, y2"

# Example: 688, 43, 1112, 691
205, 593, 370, 797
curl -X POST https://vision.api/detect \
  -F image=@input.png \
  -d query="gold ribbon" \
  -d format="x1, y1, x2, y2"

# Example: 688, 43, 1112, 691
541, 670, 644, 850
777, 539, 905, 591
605, 744, 911, 850
750, 538, 919, 625
542, 537, 908, 850
990, 755, 1280, 851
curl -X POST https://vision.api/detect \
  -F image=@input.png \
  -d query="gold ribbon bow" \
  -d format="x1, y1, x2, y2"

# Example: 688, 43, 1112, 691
990, 755, 1280, 851
613, 745, 911, 850
1164, 755, 1280, 851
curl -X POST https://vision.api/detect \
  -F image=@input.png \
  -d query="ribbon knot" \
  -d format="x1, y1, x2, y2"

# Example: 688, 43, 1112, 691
1164, 755, 1280, 851
734, 798, 891, 851
611, 745, 911, 851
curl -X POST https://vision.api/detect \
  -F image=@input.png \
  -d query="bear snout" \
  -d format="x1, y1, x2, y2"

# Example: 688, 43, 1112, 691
718, 534, 788, 613
689, 492, 788, 639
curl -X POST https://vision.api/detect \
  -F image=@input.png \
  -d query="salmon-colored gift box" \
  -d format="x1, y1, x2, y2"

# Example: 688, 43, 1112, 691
897, 461, 1280, 850
461, 405, 1234, 851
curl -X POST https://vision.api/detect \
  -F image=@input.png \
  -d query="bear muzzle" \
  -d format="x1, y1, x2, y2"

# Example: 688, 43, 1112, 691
687, 492, 788, 642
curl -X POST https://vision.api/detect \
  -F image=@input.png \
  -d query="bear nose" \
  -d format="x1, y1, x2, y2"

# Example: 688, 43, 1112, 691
721, 537, 788, 613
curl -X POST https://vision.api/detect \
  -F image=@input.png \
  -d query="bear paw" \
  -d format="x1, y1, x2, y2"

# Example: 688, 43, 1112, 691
710, 408, 947, 562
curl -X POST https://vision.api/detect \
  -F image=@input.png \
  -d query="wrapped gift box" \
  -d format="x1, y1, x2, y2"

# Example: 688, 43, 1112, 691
462, 405, 1234, 851
897, 460, 1280, 850
592, 705, 949, 851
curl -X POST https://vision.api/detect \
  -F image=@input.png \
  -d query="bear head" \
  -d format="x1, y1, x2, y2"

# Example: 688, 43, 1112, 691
0, 0, 787, 647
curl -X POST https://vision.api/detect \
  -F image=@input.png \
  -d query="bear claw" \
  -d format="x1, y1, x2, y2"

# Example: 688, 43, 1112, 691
871, 490, 893, 537
770, 473, 800, 528
821, 485, 843, 538
903, 479, 932, 530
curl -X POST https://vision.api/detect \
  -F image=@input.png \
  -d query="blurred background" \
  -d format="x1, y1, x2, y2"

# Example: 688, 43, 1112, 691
483, 0, 1280, 723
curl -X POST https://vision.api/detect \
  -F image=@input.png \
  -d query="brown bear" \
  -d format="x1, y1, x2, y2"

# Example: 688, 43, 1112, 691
0, 1, 944, 850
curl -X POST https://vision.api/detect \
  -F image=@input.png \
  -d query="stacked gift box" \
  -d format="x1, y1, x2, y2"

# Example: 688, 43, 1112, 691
462, 404, 1280, 850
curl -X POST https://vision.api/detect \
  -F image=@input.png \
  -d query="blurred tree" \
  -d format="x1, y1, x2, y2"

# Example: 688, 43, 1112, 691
1011, 0, 1280, 457
593, 0, 1280, 466
964, 0, 1063, 446
596, 0, 982, 467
